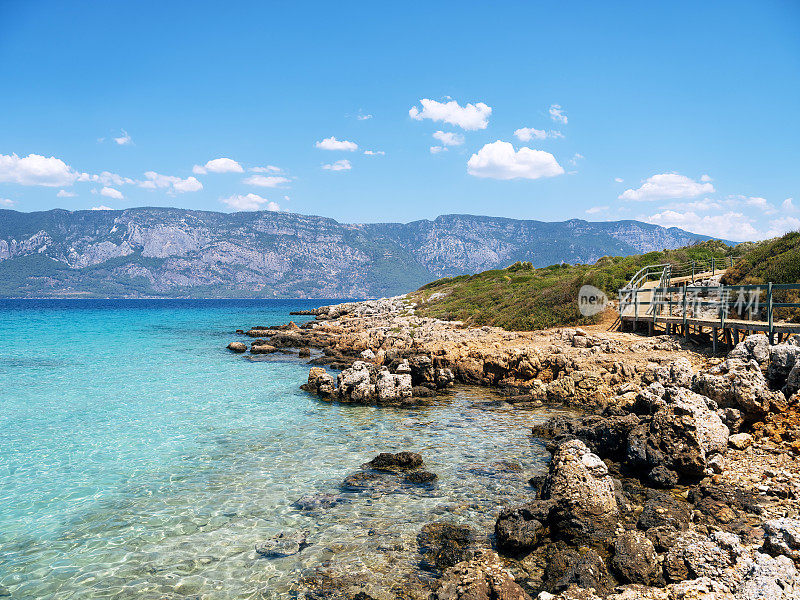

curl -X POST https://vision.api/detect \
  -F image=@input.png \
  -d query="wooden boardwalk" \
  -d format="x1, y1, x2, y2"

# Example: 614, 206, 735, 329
617, 261, 800, 351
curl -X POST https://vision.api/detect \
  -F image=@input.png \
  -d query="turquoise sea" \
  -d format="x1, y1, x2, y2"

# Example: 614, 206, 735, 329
0, 299, 566, 599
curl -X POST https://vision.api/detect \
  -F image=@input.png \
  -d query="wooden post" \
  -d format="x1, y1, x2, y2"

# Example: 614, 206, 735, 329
768, 282, 774, 345
712, 327, 718, 353
733, 328, 740, 345
682, 285, 688, 339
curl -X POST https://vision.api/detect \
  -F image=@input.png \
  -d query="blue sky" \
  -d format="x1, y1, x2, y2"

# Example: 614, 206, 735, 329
0, 1, 798, 240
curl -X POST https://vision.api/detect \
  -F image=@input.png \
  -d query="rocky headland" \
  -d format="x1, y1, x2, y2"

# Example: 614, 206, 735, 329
229, 296, 800, 600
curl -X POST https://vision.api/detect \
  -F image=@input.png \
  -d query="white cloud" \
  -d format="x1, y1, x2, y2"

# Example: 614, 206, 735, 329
80, 171, 135, 186
192, 157, 243, 175
619, 173, 715, 202
0, 198, 14, 207
570, 153, 584, 166
741, 196, 777, 214
614, 177, 624, 183
357, 113, 373, 120
783, 198, 796, 212
91, 205, 113, 211
765, 216, 800, 237
430, 146, 447, 154
100, 186, 124, 200
700, 174, 713, 182
250, 165, 282, 173
586, 205, 609, 214
549, 104, 568, 124
57, 189, 77, 198
513, 127, 563, 142
646, 209, 758, 240
466, 140, 565, 180
322, 159, 352, 171
364, 150, 385, 156
514, 127, 546, 142
432, 130, 464, 146
315, 137, 358, 151
140, 172, 203, 194
220, 193, 280, 211
0, 153, 78, 187
113, 130, 132, 145
409, 98, 491, 130
243, 174, 290, 188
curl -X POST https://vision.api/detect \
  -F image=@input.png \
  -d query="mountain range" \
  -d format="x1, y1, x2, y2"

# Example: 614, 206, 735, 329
0, 208, 725, 298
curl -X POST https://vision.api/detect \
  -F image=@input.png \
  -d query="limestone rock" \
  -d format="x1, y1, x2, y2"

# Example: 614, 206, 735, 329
434, 550, 532, 600
612, 529, 660, 585
728, 333, 770, 365
728, 433, 753, 450
496, 501, 552, 554
541, 440, 618, 544
627, 387, 728, 480
226, 341, 246, 353
694, 358, 786, 419
763, 518, 800, 564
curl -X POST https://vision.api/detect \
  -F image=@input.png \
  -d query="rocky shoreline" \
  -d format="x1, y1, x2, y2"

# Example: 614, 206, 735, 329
228, 296, 800, 600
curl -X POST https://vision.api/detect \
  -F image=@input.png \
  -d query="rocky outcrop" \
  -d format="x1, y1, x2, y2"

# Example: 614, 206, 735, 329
226, 341, 246, 353
541, 440, 619, 545
627, 387, 729, 482
693, 358, 786, 420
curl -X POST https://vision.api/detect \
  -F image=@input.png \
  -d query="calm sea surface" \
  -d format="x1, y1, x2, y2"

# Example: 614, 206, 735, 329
0, 299, 566, 599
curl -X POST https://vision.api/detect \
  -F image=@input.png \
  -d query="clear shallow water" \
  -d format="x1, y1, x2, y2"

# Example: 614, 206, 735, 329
0, 299, 568, 599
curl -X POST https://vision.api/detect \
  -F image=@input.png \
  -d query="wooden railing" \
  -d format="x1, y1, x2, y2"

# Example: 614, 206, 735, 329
619, 282, 800, 343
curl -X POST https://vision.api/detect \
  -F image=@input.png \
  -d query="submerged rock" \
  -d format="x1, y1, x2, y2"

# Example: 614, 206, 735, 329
292, 493, 345, 511
418, 522, 481, 571
255, 530, 309, 558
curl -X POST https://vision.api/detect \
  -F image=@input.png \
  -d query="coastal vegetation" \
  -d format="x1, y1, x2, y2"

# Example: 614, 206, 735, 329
413, 240, 741, 331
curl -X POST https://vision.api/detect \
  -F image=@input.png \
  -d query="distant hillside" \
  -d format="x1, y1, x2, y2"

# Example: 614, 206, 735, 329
412, 240, 738, 331
0, 207, 725, 298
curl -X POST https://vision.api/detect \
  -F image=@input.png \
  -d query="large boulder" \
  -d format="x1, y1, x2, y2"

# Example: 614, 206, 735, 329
226, 341, 247, 353
337, 361, 376, 402
693, 358, 786, 419
627, 387, 729, 481
612, 530, 660, 585
495, 500, 553, 554
531, 413, 641, 459
376, 364, 413, 402
728, 333, 771, 365
541, 440, 619, 544
767, 343, 800, 385
301, 367, 337, 397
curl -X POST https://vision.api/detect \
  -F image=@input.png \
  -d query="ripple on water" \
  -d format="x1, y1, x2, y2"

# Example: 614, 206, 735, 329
0, 300, 573, 599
